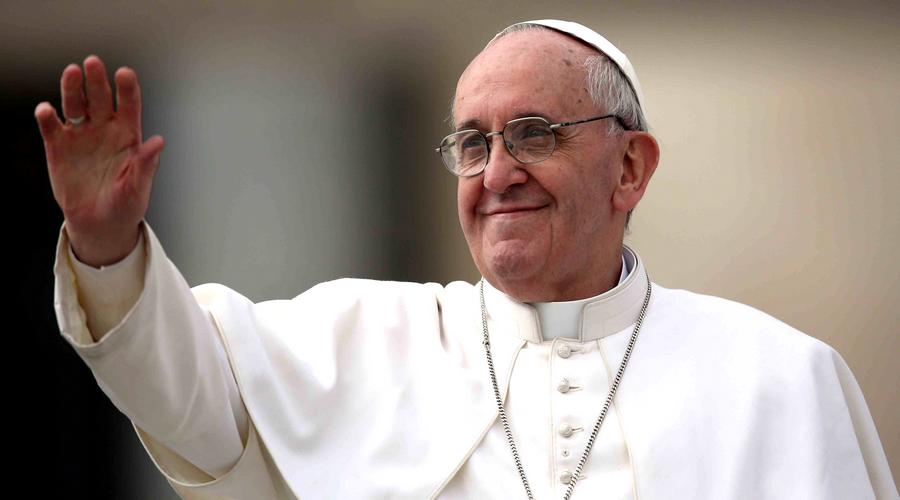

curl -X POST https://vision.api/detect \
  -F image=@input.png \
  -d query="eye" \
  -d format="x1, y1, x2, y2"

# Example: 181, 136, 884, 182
513, 123, 552, 142
461, 135, 484, 149
526, 125, 552, 137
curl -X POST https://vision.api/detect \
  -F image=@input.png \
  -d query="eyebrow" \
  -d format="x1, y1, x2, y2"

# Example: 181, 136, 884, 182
455, 118, 481, 132
455, 111, 553, 133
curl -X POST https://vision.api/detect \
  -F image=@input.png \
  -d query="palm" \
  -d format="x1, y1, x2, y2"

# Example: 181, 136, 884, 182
47, 118, 146, 228
35, 55, 164, 264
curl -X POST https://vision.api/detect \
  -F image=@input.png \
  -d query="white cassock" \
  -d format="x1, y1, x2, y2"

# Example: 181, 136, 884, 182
54, 220, 897, 500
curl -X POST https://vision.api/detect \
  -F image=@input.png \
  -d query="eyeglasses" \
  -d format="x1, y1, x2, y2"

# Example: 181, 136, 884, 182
435, 114, 627, 177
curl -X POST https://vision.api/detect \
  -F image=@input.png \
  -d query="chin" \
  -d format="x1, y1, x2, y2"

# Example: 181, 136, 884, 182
483, 240, 544, 285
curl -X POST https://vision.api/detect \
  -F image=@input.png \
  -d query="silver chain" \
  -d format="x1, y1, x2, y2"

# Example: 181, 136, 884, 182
479, 273, 652, 500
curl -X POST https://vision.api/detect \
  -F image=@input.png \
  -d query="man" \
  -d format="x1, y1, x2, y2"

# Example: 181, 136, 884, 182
36, 19, 895, 500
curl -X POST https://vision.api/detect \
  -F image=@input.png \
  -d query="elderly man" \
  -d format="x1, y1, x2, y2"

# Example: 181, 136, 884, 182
36, 19, 895, 500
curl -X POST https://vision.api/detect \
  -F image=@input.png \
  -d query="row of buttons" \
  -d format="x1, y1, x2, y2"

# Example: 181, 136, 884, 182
558, 342, 581, 485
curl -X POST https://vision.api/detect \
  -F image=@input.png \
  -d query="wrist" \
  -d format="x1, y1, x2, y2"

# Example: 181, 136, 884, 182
67, 223, 142, 268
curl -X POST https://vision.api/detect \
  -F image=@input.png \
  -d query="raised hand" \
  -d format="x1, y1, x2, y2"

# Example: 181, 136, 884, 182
35, 55, 165, 267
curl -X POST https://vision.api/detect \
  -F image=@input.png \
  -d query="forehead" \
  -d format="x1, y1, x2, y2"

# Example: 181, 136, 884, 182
454, 30, 598, 129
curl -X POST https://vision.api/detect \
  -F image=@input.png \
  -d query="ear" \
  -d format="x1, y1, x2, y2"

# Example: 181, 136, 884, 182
612, 132, 660, 214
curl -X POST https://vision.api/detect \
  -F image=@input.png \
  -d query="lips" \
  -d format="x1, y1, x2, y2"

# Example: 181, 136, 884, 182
484, 205, 547, 216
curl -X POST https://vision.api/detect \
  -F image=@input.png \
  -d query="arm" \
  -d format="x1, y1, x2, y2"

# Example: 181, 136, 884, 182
60, 218, 248, 478
828, 349, 898, 499
38, 56, 268, 488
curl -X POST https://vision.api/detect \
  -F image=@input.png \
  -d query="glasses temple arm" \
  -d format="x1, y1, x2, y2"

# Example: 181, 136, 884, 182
551, 114, 632, 131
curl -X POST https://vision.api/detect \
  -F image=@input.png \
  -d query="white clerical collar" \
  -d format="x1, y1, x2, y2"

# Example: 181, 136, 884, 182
531, 253, 630, 340
480, 245, 649, 343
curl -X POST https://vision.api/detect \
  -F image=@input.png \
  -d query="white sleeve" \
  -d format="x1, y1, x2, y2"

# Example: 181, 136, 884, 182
54, 220, 250, 480
67, 226, 146, 342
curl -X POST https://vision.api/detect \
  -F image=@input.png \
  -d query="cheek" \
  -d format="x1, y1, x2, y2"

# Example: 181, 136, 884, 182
549, 163, 616, 231
457, 180, 481, 232
569, 176, 609, 221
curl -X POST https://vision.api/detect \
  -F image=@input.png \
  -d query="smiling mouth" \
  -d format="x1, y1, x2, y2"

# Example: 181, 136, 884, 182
485, 206, 547, 216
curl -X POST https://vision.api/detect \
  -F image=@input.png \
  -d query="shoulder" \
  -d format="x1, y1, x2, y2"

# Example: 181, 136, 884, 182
294, 277, 468, 305
650, 282, 784, 325
294, 278, 479, 305
647, 284, 859, 405
192, 277, 453, 304
649, 282, 834, 358
193, 278, 477, 325
188, 279, 482, 361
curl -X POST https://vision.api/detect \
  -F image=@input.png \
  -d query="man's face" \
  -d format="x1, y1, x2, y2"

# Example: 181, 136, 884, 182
454, 30, 629, 301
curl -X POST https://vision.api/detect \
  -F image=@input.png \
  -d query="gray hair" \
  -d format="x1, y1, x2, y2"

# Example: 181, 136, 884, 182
480, 23, 649, 134
450, 23, 648, 230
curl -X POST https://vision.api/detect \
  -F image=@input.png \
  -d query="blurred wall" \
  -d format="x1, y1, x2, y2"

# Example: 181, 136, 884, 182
6, 0, 896, 497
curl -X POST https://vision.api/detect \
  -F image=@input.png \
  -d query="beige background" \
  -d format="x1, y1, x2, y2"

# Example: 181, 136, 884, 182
6, 0, 896, 496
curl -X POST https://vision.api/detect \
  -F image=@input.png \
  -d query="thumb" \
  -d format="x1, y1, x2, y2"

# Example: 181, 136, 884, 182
135, 135, 165, 180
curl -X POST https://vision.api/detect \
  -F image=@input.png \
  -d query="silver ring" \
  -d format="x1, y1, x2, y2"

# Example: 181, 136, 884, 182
67, 115, 85, 125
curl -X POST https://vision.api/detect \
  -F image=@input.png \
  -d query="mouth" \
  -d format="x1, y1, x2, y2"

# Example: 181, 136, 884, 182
484, 205, 548, 217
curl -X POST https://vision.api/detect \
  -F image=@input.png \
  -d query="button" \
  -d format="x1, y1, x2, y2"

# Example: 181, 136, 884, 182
557, 345, 572, 358
558, 378, 571, 393
559, 470, 573, 485
561, 450, 570, 457
559, 423, 577, 438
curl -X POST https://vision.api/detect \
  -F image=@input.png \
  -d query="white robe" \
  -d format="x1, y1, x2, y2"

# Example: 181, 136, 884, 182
54, 220, 897, 499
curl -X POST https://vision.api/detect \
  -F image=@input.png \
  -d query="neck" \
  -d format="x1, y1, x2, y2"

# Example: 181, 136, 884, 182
492, 243, 624, 302
479, 245, 648, 344
531, 251, 630, 340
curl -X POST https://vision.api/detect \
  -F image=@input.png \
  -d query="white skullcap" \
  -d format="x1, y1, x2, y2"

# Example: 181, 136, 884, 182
488, 19, 646, 114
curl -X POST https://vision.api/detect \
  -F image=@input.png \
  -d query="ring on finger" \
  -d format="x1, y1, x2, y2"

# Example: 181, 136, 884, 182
67, 115, 86, 125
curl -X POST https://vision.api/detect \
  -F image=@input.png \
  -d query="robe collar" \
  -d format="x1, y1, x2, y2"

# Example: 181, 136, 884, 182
480, 245, 649, 344
531, 253, 629, 340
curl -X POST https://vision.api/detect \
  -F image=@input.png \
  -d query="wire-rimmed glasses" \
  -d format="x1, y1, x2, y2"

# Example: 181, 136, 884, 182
435, 114, 627, 177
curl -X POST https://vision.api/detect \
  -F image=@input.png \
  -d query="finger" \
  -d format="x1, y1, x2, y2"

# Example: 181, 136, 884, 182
115, 67, 141, 135
35, 101, 63, 142
134, 135, 165, 180
60, 63, 86, 122
83, 55, 114, 122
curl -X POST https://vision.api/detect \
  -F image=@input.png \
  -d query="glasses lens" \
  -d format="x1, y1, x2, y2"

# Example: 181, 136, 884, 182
505, 118, 555, 163
440, 131, 487, 176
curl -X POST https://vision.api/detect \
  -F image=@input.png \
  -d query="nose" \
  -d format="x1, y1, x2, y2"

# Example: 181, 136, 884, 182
482, 134, 528, 194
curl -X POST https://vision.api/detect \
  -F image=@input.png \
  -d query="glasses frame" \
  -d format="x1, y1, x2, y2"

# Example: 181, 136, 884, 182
435, 114, 629, 177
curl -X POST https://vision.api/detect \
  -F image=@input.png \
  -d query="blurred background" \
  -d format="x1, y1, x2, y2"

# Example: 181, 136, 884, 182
6, 0, 897, 497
